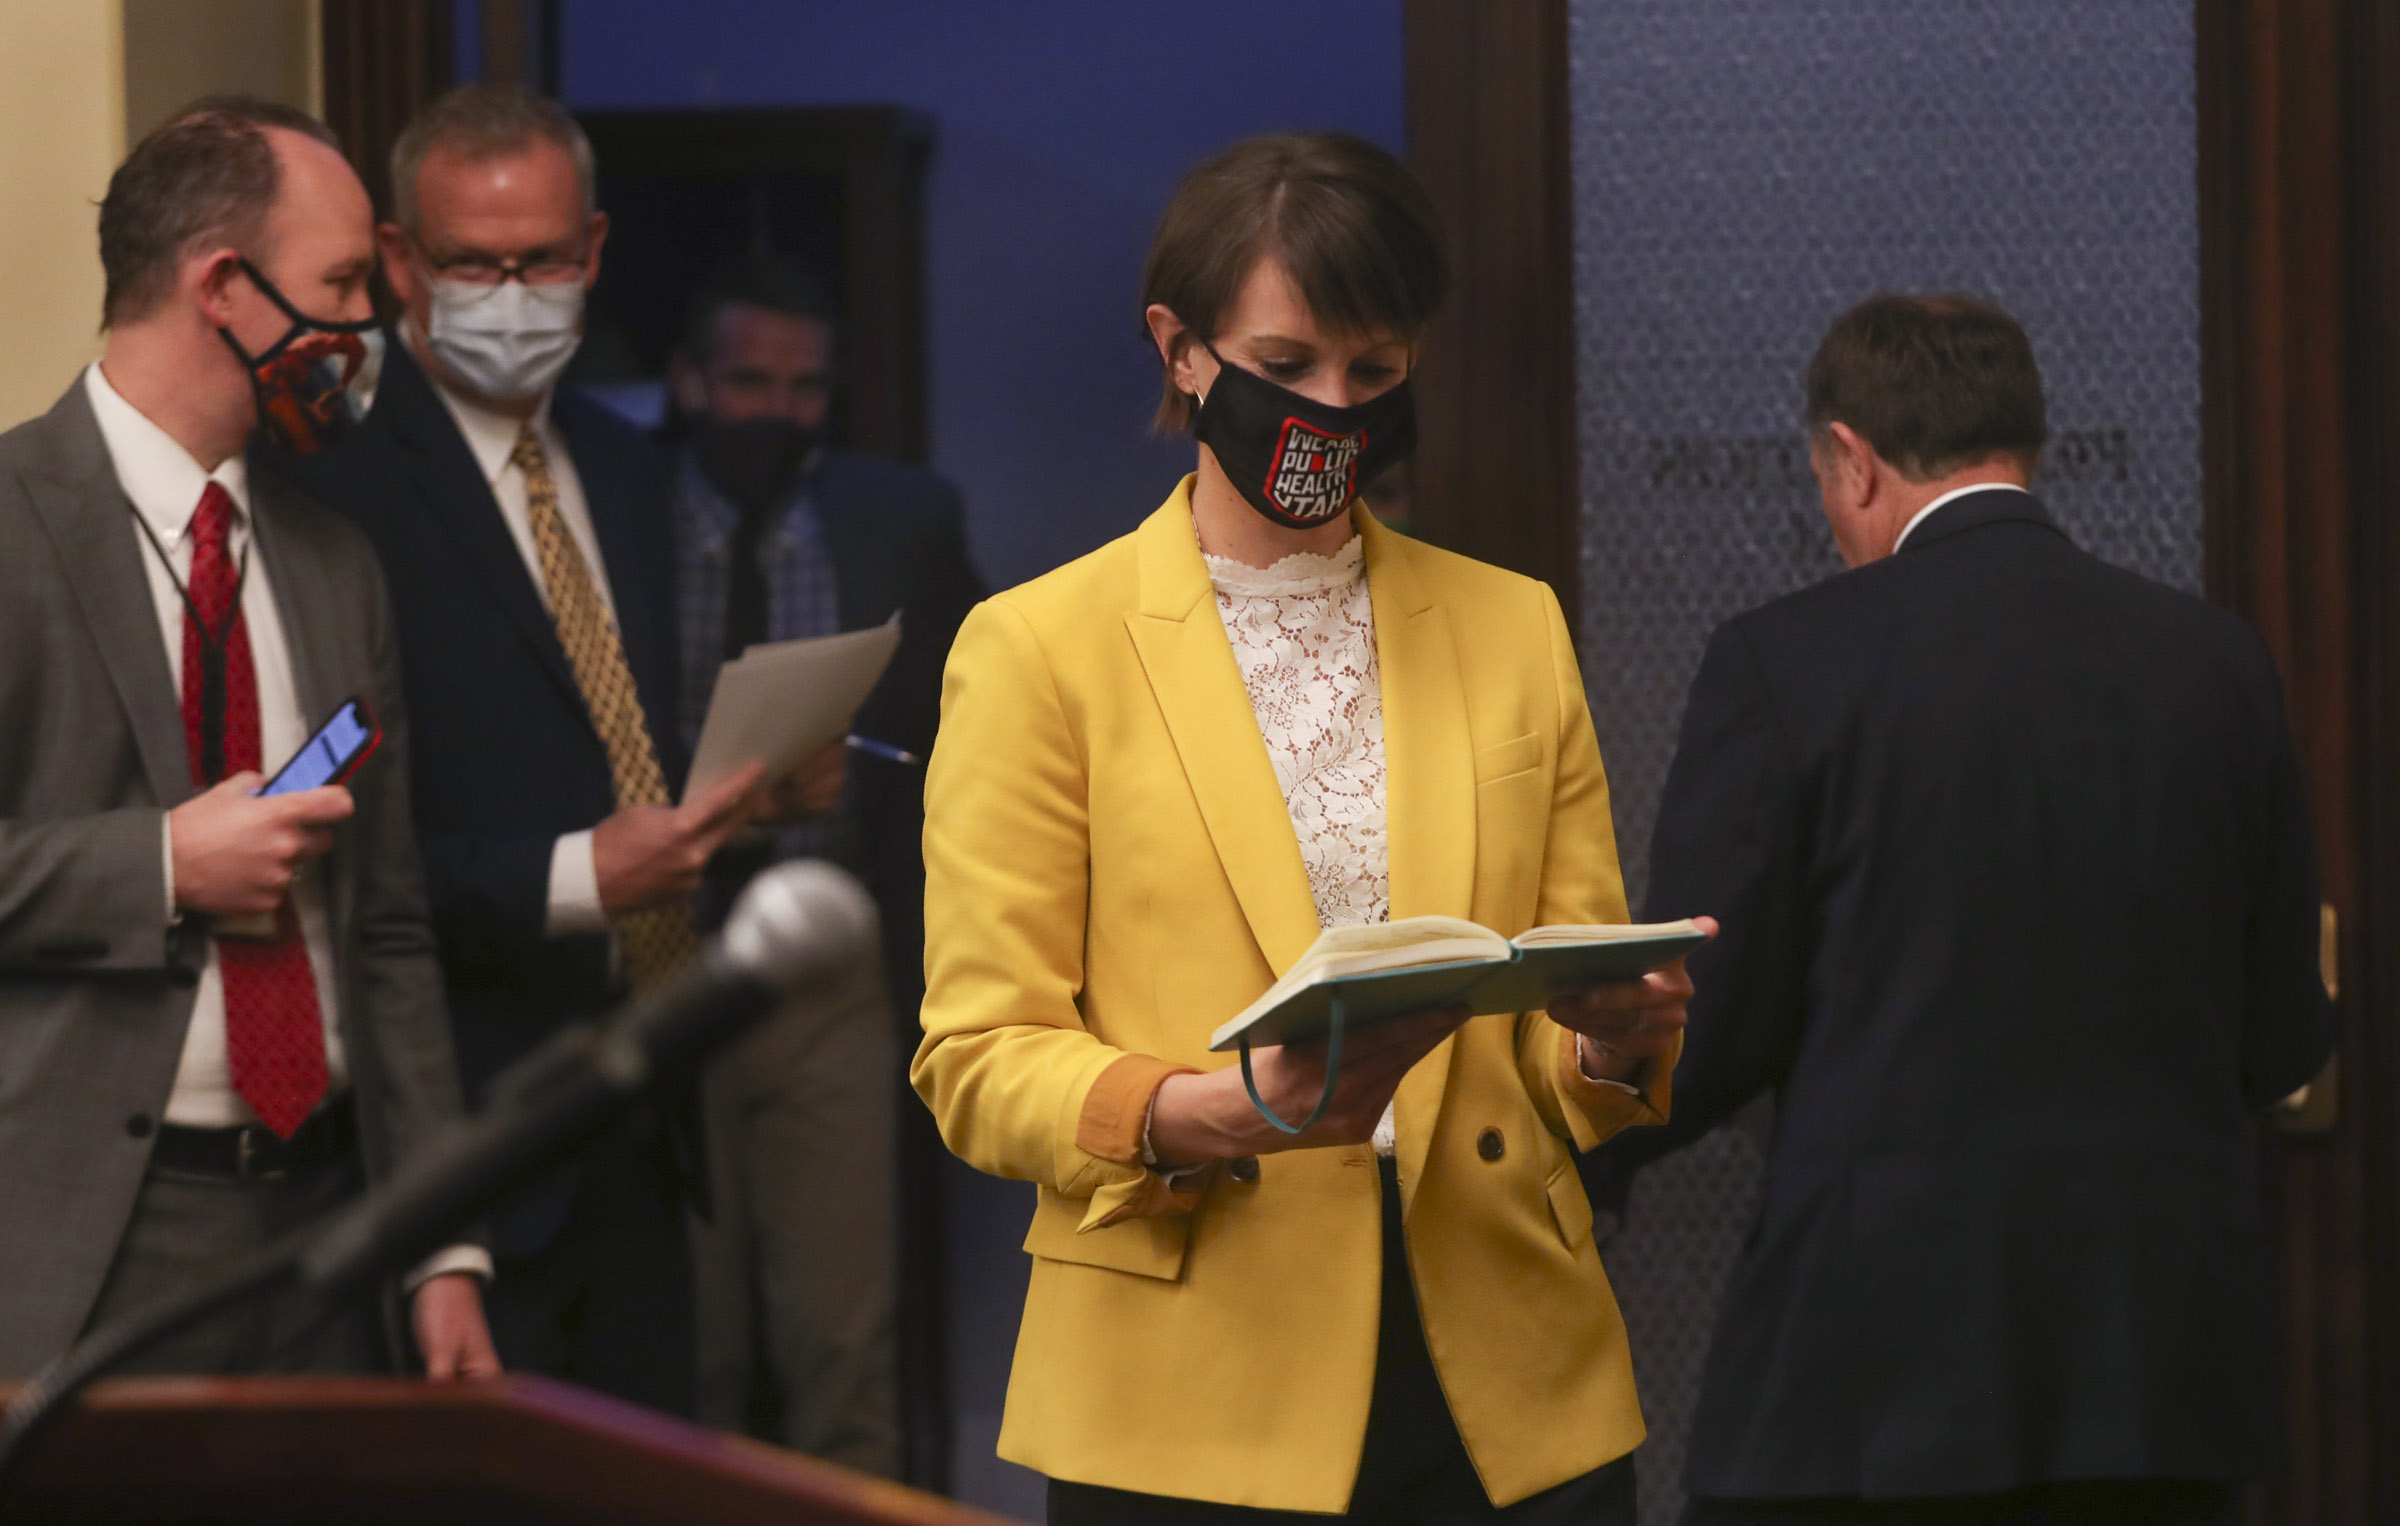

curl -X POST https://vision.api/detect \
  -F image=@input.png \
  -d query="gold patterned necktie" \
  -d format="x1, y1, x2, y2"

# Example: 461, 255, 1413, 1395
511, 425, 701, 990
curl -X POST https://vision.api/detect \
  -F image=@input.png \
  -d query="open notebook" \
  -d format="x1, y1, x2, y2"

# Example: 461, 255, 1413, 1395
1209, 915, 1709, 1053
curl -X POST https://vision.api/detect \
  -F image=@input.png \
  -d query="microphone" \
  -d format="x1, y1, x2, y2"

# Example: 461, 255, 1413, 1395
298, 859, 878, 1295
0, 861, 876, 1495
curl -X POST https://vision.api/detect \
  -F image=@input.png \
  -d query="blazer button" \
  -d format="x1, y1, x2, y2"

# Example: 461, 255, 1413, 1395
126, 1113, 155, 1139
1228, 1155, 1260, 1183
1476, 1127, 1505, 1162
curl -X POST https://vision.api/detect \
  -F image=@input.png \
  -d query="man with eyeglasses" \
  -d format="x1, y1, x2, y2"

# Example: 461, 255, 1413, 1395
269, 82, 764, 1416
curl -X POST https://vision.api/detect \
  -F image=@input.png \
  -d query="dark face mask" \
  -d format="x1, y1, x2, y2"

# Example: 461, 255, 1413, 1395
1190, 341, 1417, 530
216, 259, 383, 456
694, 416, 818, 512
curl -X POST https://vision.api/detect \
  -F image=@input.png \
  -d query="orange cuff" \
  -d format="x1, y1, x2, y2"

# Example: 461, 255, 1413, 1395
1075, 1053, 1200, 1165
1081, 1164, 1219, 1230
1556, 1027, 1671, 1150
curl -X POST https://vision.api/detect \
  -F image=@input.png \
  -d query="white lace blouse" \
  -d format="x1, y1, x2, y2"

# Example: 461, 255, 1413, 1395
1203, 534, 1401, 1154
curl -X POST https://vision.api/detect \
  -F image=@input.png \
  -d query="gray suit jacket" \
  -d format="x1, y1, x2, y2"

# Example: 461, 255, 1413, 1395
0, 380, 469, 1375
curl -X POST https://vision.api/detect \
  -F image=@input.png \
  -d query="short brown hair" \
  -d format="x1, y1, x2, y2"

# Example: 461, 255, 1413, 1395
1141, 132, 1449, 433
1805, 293, 2047, 480
98, 95, 339, 328
391, 83, 596, 235
677, 252, 839, 364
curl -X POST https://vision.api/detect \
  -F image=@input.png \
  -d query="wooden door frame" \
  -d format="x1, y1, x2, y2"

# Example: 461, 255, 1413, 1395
571, 108, 934, 464
1402, 0, 1583, 633
319, 0, 452, 218
2200, 0, 2400, 1516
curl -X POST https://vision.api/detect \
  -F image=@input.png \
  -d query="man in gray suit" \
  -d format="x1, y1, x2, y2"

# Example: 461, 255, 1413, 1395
0, 97, 495, 1378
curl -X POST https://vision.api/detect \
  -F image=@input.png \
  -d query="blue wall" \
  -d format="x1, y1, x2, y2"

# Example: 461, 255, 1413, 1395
559, 0, 1406, 591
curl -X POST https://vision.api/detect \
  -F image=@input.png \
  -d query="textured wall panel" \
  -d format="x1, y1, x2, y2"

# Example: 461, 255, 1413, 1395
1566, 4, 2200, 1518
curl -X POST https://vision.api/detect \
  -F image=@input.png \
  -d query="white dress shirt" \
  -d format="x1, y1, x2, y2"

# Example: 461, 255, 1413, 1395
89, 362, 488, 1289
423, 372, 613, 938
86, 364, 352, 1129
1890, 480, 2032, 553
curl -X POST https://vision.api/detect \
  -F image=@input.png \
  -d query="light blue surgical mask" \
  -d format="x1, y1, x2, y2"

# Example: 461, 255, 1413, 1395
423, 277, 584, 402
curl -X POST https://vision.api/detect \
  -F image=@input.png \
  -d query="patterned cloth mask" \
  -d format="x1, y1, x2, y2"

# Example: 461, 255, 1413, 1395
217, 259, 383, 456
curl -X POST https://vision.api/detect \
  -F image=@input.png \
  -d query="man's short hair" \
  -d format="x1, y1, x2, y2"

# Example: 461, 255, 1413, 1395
389, 82, 596, 235
98, 95, 340, 328
1805, 293, 2048, 480
676, 253, 840, 365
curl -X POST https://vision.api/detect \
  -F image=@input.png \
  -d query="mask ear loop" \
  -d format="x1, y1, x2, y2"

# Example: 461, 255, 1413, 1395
217, 256, 380, 372
1237, 991, 1346, 1135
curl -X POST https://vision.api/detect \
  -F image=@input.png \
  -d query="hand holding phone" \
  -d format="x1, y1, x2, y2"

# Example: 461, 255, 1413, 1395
261, 697, 381, 796
169, 774, 356, 924
190, 698, 381, 938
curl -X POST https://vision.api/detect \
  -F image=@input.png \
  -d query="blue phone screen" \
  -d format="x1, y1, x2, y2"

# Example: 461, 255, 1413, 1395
262, 704, 372, 796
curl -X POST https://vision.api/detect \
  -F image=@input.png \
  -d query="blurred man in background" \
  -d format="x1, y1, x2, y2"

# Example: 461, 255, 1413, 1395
270, 82, 761, 1415
1600, 294, 2335, 1526
0, 96, 492, 1380
663, 253, 982, 1474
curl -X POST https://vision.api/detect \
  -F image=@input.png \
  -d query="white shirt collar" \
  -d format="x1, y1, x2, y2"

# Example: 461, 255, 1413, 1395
83, 362, 250, 548
1891, 480, 2032, 553
420, 352, 554, 487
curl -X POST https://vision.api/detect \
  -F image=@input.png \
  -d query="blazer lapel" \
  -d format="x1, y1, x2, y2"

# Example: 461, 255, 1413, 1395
20, 386, 192, 808
1360, 514, 1479, 1196
247, 473, 340, 726
1361, 514, 1476, 925
381, 350, 585, 712
1122, 487, 1322, 979
247, 470, 355, 932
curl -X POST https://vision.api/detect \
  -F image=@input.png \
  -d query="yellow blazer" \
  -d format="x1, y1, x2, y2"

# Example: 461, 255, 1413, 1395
914, 481, 1675, 1511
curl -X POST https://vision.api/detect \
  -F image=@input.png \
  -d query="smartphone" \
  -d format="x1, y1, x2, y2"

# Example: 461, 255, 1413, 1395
260, 696, 381, 796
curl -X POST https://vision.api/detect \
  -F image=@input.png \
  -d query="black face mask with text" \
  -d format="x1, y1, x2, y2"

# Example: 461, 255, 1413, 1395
1189, 342, 1416, 530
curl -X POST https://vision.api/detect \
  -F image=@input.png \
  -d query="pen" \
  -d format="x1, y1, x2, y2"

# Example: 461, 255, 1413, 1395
844, 733, 923, 768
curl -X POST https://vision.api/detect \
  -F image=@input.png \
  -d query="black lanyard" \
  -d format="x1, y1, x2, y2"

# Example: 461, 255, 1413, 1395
129, 504, 251, 784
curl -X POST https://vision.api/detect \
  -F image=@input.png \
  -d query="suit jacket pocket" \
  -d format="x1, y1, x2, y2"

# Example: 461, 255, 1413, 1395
1544, 1158, 1597, 1250
1474, 731, 1544, 785
1023, 1186, 1192, 1282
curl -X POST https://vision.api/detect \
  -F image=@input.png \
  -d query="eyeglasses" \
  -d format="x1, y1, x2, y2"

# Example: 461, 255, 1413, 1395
414, 236, 588, 288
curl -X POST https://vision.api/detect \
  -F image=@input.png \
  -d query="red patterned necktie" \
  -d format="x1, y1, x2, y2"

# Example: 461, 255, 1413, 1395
181, 481, 329, 1140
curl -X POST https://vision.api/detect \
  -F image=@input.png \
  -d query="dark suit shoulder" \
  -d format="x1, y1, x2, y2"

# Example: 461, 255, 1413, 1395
553, 387, 670, 489
251, 454, 379, 559
813, 447, 965, 524
1735, 516, 2260, 668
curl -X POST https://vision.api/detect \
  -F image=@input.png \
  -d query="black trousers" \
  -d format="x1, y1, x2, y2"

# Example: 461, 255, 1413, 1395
1682, 1480, 2241, 1526
485, 1114, 695, 1417
1048, 1161, 1636, 1526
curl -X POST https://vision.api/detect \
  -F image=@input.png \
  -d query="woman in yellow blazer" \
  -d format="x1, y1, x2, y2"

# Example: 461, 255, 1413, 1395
915, 134, 1703, 1525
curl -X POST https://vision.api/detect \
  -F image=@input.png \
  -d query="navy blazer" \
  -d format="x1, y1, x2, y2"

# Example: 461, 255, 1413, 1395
268, 343, 687, 1251
1597, 490, 2334, 1500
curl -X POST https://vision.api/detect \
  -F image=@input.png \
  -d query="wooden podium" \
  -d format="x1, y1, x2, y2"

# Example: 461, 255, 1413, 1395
0, 1375, 1020, 1524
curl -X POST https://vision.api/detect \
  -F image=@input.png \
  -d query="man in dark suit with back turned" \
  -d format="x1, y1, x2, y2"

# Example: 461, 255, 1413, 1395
269, 83, 764, 1415
1597, 295, 2335, 1526
0, 97, 494, 1378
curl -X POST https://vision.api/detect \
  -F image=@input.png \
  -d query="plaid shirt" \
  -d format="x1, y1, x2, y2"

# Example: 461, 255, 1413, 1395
672, 450, 846, 863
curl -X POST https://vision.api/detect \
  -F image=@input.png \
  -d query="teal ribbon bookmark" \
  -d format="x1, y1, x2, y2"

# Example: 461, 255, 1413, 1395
1237, 992, 1346, 1135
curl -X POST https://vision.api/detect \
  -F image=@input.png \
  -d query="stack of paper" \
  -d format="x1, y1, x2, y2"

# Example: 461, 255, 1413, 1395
683, 615, 902, 801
